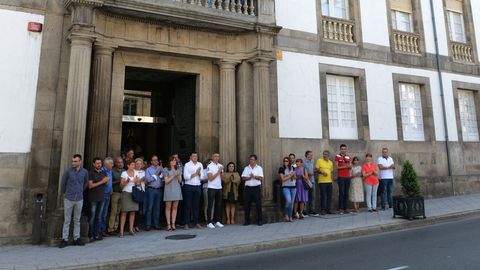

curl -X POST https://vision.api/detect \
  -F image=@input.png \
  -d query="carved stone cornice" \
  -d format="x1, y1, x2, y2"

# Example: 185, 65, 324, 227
64, 0, 103, 9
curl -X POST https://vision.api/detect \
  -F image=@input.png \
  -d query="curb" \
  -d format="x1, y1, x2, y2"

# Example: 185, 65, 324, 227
51, 210, 480, 270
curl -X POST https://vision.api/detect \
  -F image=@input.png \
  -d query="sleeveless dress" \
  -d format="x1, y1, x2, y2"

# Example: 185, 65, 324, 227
295, 168, 309, 202
163, 168, 183, 201
349, 166, 364, 202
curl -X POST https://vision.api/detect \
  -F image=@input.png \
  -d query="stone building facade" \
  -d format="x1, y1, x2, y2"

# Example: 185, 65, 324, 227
0, 0, 479, 244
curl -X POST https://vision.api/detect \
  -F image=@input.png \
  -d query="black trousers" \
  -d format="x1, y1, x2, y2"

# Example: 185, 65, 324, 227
243, 186, 262, 224
207, 188, 223, 224
183, 185, 201, 225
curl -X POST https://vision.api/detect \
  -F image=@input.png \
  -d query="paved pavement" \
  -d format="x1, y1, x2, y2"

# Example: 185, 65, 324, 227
1, 193, 480, 270
146, 216, 480, 270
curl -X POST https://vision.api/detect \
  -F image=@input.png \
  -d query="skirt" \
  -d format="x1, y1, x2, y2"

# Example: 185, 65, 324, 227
349, 177, 364, 203
121, 191, 139, 212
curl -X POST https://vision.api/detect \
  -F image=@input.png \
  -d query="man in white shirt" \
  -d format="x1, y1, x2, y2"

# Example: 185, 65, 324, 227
241, 154, 264, 226
206, 153, 224, 229
182, 152, 203, 229
377, 148, 396, 210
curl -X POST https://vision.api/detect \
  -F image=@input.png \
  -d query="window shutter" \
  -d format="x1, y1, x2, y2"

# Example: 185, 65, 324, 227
390, 0, 412, 13
445, 0, 463, 13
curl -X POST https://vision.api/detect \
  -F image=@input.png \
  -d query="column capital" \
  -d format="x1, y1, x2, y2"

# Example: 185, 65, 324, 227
215, 59, 240, 69
64, 0, 103, 9
65, 0, 103, 30
94, 42, 117, 55
68, 32, 95, 47
248, 56, 273, 67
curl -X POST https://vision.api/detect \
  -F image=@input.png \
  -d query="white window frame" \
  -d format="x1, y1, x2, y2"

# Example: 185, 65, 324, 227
399, 83, 425, 141
447, 11, 467, 43
458, 90, 479, 141
321, 0, 349, 20
391, 10, 413, 32
326, 75, 358, 139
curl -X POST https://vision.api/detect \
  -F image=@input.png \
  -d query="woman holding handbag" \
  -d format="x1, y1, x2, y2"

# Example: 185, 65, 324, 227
278, 157, 296, 222
163, 156, 183, 231
293, 159, 311, 219
222, 162, 241, 225
119, 160, 141, 238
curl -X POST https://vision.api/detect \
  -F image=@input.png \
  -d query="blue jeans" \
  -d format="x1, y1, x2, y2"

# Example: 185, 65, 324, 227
364, 184, 379, 210
183, 185, 202, 225
337, 177, 351, 210
282, 187, 297, 217
89, 201, 105, 238
380, 178, 394, 209
319, 183, 332, 211
146, 187, 163, 228
99, 193, 110, 234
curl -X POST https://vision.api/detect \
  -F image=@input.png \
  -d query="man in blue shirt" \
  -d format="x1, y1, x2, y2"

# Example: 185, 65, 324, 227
145, 155, 164, 230
59, 154, 88, 248
99, 157, 114, 237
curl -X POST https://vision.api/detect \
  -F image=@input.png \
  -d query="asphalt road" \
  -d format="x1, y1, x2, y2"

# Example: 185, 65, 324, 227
144, 216, 480, 270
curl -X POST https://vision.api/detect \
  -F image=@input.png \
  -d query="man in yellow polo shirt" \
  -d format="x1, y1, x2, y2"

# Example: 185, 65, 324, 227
315, 150, 334, 215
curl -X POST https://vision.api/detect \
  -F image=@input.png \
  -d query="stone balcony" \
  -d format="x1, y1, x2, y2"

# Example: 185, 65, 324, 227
451, 41, 474, 63
100, 0, 265, 32
322, 16, 355, 43
392, 30, 421, 54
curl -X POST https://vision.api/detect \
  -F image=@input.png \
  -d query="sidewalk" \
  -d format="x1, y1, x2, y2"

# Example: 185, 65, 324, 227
2, 193, 480, 270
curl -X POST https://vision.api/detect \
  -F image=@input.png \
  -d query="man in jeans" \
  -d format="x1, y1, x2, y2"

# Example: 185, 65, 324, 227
107, 157, 124, 235
59, 154, 88, 248
335, 144, 352, 214
87, 157, 109, 242
145, 155, 164, 230
378, 148, 396, 210
315, 150, 334, 215
183, 152, 203, 229
99, 157, 113, 237
304, 151, 318, 216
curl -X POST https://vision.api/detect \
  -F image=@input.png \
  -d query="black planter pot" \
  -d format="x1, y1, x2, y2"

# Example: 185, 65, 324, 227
392, 196, 426, 220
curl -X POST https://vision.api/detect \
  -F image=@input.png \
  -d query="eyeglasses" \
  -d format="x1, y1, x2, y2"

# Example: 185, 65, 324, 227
283, 160, 289, 162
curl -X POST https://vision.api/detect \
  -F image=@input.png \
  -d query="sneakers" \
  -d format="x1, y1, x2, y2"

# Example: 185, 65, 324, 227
74, 239, 85, 246
184, 224, 190, 230
58, 240, 68, 248
309, 211, 320, 217
214, 222, 224, 228
207, 223, 215, 229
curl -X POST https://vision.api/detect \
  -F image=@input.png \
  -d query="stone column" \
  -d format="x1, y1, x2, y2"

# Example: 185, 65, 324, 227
58, 33, 95, 182
85, 43, 116, 166
251, 58, 273, 200
217, 60, 238, 165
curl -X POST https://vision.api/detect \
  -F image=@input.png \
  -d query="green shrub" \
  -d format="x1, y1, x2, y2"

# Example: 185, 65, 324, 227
400, 160, 421, 197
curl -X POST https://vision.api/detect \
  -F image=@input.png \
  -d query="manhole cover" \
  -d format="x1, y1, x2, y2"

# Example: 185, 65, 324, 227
165, 234, 196, 240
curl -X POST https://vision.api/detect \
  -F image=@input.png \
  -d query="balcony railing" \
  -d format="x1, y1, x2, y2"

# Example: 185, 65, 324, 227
392, 30, 420, 54
173, 0, 256, 16
451, 42, 474, 63
322, 16, 355, 43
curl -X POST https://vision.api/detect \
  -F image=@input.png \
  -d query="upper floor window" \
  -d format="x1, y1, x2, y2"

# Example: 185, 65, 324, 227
446, 0, 466, 43
390, 0, 413, 32
321, 0, 349, 19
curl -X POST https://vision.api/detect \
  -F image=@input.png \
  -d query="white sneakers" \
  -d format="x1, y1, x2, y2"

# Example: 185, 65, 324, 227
207, 222, 225, 228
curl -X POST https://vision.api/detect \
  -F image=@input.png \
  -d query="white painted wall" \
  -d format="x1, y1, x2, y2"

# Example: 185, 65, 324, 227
359, 0, 390, 47
275, 0, 318, 34
0, 9, 44, 153
422, 0, 449, 55
277, 51, 480, 141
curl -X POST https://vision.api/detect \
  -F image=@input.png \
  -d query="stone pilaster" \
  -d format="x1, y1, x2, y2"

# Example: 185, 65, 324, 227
85, 43, 116, 166
251, 58, 273, 200
217, 60, 238, 165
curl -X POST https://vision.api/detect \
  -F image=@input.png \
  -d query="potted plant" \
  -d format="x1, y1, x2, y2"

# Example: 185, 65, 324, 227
392, 160, 426, 220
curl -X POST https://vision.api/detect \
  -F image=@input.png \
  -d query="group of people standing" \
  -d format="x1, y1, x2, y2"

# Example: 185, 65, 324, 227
59, 150, 265, 248
279, 145, 396, 221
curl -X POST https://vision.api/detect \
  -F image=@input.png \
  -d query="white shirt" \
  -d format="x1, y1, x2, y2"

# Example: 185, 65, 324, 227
242, 164, 263, 187
377, 156, 394, 179
183, 160, 203, 186
121, 171, 143, 193
135, 169, 146, 190
207, 162, 223, 189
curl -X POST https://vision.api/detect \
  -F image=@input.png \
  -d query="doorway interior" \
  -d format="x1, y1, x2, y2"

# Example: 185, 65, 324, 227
121, 66, 196, 164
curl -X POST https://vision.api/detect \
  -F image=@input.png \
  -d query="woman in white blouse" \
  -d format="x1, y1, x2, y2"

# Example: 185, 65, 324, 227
119, 160, 141, 237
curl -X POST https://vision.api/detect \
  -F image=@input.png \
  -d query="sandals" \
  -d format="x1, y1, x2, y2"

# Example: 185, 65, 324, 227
129, 229, 136, 236
167, 224, 172, 231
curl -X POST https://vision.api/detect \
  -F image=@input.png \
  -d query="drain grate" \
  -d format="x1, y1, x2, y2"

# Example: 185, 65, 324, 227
165, 234, 197, 240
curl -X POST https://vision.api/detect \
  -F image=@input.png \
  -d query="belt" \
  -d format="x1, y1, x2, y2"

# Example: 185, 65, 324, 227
147, 186, 162, 190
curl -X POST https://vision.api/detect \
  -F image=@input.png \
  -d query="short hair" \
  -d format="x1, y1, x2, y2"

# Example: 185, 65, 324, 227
323, 150, 330, 154
72, 154, 82, 160
92, 157, 102, 163
295, 158, 303, 163
190, 152, 198, 157
352, 156, 359, 162
115, 156, 123, 162
126, 159, 135, 166
134, 158, 143, 163
151, 155, 158, 161
382, 147, 389, 152
104, 157, 113, 163
226, 162, 237, 172
305, 150, 312, 157
249, 154, 258, 160
289, 153, 295, 157
340, 144, 347, 149
365, 153, 373, 158
126, 149, 134, 154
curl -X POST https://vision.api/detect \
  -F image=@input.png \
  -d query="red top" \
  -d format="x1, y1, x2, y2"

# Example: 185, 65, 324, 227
335, 154, 351, 178
362, 162, 379, 186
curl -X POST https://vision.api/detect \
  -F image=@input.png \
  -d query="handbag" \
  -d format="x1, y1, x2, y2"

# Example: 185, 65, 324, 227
131, 185, 145, 203
301, 168, 313, 190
